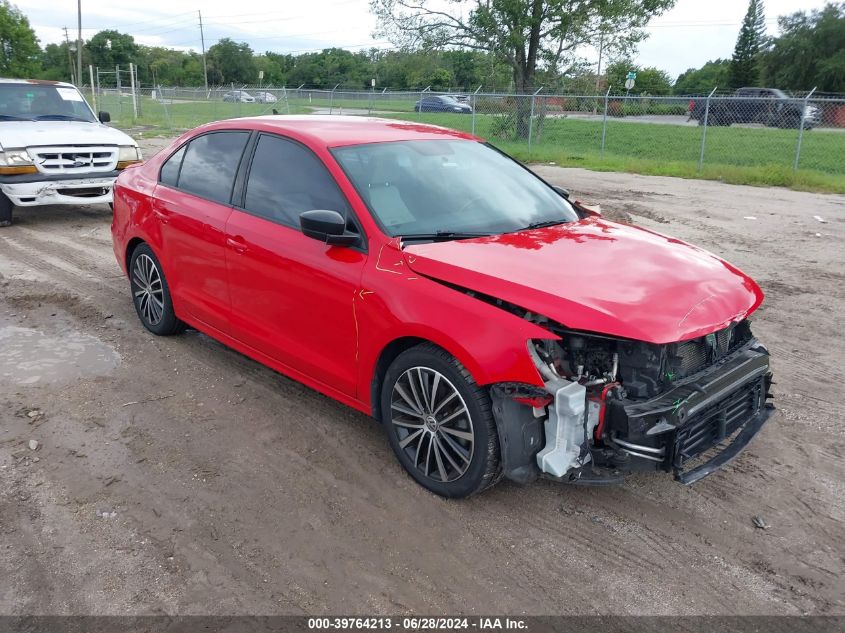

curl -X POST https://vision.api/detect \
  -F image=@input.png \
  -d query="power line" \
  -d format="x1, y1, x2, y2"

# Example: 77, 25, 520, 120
203, 0, 360, 21
99, 9, 196, 28
644, 18, 779, 28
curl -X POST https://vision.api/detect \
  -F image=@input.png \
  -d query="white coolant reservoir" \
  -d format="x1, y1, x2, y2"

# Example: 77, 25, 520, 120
536, 379, 591, 477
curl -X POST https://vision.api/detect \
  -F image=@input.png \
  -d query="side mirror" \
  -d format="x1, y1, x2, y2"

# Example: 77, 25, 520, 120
300, 209, 360, 246
552, 185, 570, 199
98, 111, 111, 123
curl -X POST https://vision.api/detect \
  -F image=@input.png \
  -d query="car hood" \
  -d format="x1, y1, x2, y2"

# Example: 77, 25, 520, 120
0, 120, 137, 149
402, 217, 763, 344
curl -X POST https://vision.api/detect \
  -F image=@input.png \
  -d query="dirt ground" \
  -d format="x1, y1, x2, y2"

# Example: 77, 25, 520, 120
1, 136, 843, 616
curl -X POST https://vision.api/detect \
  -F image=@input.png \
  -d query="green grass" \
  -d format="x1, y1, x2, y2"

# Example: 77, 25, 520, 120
90, 92, 845, 193
89, 93, 310, 131
381, 111, 845, 193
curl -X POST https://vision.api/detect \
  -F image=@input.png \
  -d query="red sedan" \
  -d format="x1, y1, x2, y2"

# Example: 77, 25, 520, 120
111, 116, 773, 497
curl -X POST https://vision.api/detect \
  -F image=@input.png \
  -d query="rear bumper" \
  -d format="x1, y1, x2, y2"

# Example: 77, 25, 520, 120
0, 174, 117, 206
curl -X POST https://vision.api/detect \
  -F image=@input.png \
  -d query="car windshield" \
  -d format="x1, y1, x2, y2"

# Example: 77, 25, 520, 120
332, 140, 579, 237
0, 83, 97, 122
440, 96, 459, 103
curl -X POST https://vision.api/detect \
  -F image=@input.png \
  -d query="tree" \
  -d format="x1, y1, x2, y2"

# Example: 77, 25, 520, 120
606, 60, 672, 94
39, 42, 71, 81
207, 38, 256, 85
729, 0, 768, 89
673, 59, 730, 94
254, 54, 285, 86
370, 0, 677, 95
0, 0, 40, 77
760, 3, 845, 93
87, 30, 138, 69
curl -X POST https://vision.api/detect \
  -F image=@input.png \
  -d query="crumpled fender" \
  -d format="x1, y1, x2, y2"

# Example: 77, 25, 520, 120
355, 240, 554, 412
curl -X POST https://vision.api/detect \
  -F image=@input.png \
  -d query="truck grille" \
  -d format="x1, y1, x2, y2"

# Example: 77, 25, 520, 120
673, 376, 765, 468
30, 146, 118, 174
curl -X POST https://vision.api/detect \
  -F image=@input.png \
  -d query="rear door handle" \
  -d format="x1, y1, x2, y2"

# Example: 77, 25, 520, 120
226, 236, 248, 254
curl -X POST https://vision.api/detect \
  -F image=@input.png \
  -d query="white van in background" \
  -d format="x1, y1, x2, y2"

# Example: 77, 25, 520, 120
0, 79, 141, 226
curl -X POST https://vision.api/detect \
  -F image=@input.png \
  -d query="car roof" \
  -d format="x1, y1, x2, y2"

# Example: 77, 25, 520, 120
0, 78, 75, 88
202, 115, 480, 148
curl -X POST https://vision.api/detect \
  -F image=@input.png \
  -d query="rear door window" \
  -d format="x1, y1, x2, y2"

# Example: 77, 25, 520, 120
177, 132, 250, 204
159, 145, 185, 187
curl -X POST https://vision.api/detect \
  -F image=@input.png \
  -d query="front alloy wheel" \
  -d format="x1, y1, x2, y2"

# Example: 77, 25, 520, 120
381, 343, 501, 498
390, 367, 475, 483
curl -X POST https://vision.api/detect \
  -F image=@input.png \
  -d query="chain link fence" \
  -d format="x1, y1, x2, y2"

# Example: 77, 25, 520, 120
84, 81, 845, 190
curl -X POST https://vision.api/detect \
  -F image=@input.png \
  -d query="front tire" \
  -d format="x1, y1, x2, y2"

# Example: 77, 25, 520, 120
128, 243, 185, 336
381, 343, 501, 498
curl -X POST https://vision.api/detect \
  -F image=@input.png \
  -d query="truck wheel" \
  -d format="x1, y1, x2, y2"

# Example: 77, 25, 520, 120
128, 243, 186, 336
0, 192, 13, 227
380, 343, 502, 498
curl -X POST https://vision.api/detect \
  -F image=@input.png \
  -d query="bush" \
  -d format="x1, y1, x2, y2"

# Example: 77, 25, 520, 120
619, 102, 689, 116
489, 112, 518, 139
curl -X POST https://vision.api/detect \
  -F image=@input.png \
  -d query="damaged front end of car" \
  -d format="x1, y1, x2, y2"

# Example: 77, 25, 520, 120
490, 317, 774, 486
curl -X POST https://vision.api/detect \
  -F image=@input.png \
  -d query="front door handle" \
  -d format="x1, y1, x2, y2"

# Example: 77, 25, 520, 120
226, 236, 248, 254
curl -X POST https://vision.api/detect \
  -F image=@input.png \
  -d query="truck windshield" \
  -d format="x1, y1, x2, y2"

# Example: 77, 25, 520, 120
0, 83, 97, 123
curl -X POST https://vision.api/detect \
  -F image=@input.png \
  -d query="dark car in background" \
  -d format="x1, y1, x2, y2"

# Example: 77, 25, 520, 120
414, 95, 472, 114
689, 87, 821, 129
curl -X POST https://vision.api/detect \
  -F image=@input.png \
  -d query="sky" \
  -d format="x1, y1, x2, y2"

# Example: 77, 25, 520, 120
17, 0, 833, 80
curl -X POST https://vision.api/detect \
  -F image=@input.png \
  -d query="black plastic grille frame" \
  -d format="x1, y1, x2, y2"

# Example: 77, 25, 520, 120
673, 377, 765, 469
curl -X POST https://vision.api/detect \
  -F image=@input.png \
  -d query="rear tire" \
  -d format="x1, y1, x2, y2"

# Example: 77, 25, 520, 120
0, 192, 13, 227
128, 243, 186, 336
380, 343, 501, 498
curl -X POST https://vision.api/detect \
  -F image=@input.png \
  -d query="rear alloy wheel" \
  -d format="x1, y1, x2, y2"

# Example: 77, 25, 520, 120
381, 344, 501, 498
129, 243, 185, 336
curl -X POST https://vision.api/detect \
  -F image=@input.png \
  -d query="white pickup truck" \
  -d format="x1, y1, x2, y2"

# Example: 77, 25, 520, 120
0, 78, 141, 226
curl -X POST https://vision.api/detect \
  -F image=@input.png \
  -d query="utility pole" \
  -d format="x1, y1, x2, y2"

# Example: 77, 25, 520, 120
63, 27, 75, 84
595, 31, 605, 92
198, 10, 209, 94
77, 0, 83, 89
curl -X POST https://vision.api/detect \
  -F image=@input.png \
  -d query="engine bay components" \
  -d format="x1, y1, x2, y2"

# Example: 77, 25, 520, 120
520, 318, 768, 484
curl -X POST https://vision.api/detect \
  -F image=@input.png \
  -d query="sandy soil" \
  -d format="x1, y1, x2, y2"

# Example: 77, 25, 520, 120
0, 138, 843, 616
